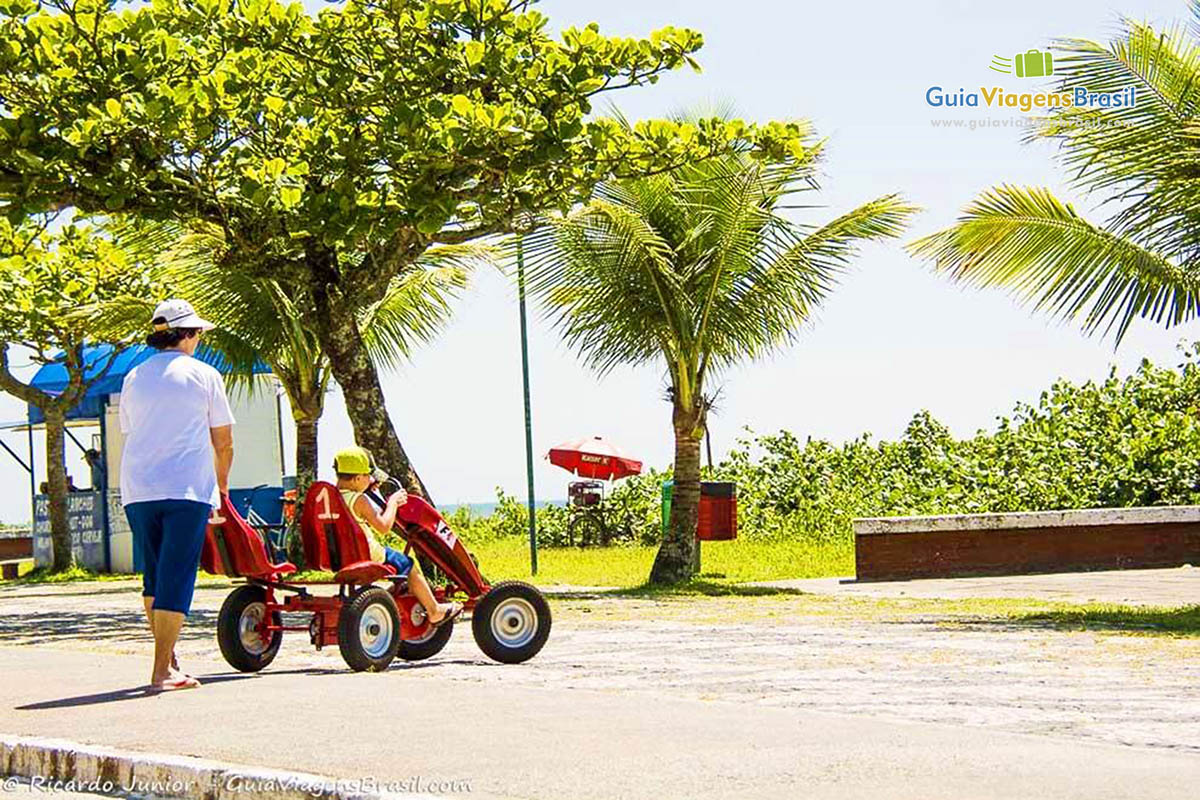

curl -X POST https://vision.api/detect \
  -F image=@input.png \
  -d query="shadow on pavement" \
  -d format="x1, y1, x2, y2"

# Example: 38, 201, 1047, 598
0, 585, 148, 599
14, 673, 270, 710
16, 685, 160, 709
0, 609, 217, 646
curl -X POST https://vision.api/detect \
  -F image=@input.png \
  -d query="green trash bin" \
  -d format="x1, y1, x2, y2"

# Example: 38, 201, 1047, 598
661, 480, 674, 536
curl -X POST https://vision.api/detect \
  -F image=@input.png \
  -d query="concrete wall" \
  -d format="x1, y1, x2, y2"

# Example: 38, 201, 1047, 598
854, 507, 1200, 581
0, 535, 31, 561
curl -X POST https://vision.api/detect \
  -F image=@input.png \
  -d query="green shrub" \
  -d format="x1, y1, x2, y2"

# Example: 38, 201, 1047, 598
456, 345, 1200, 551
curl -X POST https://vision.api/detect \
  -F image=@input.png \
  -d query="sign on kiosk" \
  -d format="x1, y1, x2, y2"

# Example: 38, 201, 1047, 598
33, 491, 106, 570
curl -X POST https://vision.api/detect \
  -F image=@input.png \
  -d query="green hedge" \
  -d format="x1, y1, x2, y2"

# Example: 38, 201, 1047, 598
457, 345, 1200, 547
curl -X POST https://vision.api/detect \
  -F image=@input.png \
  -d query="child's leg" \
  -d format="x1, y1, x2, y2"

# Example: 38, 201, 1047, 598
385, 548, 450, 623
406, 562, 451, 623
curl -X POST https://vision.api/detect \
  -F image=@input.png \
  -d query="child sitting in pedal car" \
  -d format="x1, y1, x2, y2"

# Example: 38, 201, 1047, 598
333, 446, 462, 627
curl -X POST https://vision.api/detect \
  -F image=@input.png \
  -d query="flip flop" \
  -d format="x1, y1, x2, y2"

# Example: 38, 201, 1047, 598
430, 602, 463, 629
149, 675, 201, 693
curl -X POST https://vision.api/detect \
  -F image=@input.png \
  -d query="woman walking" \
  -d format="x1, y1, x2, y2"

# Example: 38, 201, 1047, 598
120, 299, 235, 692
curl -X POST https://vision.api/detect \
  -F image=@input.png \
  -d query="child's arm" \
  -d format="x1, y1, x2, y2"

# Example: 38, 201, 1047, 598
353, 491, 406, 535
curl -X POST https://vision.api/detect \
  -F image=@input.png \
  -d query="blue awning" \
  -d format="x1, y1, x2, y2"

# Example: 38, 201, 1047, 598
27, 344, 272, 424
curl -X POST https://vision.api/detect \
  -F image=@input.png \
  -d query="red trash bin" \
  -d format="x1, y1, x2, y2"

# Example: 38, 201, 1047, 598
697, 482, 737, 541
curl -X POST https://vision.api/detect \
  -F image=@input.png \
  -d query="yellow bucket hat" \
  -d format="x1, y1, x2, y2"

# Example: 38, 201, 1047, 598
333, 446, 371, 475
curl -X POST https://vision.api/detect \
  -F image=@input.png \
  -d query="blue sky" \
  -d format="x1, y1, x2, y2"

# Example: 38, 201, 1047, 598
0, 0, 1193, 521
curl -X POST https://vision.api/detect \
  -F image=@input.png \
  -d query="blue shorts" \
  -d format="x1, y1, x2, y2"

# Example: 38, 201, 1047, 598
125, 499, 210, 615
384, 547, 413, 577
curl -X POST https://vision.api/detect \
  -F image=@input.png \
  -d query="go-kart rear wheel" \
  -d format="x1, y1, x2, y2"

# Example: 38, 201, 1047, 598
217, 585, 282, 672
471, 581, 551, 664
338, 586, 401, 672
397, 615, 454, 661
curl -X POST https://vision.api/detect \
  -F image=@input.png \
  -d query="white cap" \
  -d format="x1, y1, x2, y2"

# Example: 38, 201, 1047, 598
151, 298, 215, 331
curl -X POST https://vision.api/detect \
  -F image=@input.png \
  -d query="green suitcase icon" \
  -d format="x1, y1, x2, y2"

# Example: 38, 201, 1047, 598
1015, 49, 1053, 78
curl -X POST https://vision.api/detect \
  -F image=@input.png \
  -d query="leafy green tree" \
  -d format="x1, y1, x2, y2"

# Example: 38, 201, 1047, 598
909, 4, 1200, 342
0, 0, 805, 495
0, 219, 148, 571
520, 137, 917, 583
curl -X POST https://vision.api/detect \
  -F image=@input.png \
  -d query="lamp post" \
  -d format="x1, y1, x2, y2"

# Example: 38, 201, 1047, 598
516, 237, 538, 575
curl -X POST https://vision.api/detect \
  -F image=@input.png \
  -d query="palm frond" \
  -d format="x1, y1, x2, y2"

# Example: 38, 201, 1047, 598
510, 128, 913, 403
908, 185, 1200, 343
357, 246, 476, 371
1029, 25, 1200, 257
520, 187, 689, 378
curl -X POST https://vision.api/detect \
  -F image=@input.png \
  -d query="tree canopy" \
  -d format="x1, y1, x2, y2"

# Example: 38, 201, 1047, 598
0, 218, 148, 398
0, 0, 805, 277
0, 0, 810, 488
0, 217, 149, 570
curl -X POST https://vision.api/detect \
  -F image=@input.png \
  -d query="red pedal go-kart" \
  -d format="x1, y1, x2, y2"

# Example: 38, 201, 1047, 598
203, 481, 551, 672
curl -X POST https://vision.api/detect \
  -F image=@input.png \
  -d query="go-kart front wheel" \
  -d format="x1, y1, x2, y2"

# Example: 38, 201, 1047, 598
471, 581, 551, 664
217, 585, 282, 672
338, 586, 401, 672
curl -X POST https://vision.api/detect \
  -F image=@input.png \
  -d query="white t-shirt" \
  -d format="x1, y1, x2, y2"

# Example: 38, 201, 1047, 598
119, 351, 235, 508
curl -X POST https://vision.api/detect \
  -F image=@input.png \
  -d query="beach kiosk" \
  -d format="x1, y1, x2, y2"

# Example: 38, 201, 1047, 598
3, 344, 286, 573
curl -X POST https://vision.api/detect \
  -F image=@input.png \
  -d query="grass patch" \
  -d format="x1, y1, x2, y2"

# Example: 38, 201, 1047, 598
2, 564, 134, 585
468, 537, 853, 589
1007, 603, 1200, 636
614, 579, 812, 598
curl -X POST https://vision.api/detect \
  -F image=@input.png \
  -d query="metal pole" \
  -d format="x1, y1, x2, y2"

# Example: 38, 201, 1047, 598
274, 380, 287, 480
64, 426, 88, 455
517, 237, 538, 575
98, 397, 111, 573
27, 420, 35, 502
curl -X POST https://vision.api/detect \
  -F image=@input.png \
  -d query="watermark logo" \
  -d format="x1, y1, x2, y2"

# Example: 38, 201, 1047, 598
927, 44, 1134, 113
990, 49, 1054, 78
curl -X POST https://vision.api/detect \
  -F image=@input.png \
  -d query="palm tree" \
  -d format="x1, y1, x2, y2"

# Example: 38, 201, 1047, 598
520, 127, 917, 584
89, 222, 472, 500
909, 4, 1200, 342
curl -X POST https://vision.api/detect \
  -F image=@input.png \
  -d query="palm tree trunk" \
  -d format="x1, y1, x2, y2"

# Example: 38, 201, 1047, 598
307, 246, 433, 501
43, 406, 75, 573
285, 412, 321, 570
294, 413, 319, 497
649, 402, 705, 585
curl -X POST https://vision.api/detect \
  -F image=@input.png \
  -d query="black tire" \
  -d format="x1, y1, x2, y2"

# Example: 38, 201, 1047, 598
338, 586, 401, 672
217, 585, 282, 672
569, 513, 606, 548
471, 581, 552, 664
397, 617, 454, 661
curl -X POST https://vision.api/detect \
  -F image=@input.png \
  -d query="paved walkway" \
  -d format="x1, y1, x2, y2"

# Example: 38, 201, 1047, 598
760, 565, 1200, 606
3, 575, 1200, 798
3, 646, 1199, 800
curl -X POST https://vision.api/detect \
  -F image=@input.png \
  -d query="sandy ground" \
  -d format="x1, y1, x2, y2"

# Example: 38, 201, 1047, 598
1, 578, 1198, 756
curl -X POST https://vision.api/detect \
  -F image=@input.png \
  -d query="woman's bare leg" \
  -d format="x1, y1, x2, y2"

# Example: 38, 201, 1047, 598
144, 596, 182, 674
150, 609, 192, 687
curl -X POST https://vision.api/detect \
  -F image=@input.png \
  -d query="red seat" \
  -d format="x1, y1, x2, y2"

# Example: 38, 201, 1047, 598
202, 495, 296, 579
300, 482, 396, 584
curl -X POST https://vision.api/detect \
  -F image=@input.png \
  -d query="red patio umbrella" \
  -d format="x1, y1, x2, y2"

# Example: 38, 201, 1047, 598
547, 436, 643, 481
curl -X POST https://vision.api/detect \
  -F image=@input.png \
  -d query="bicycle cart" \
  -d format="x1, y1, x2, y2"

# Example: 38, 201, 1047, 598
548, 436, 643, 547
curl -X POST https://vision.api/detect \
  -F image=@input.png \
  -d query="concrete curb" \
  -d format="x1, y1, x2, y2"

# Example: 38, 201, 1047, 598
0, 734, 448, 800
